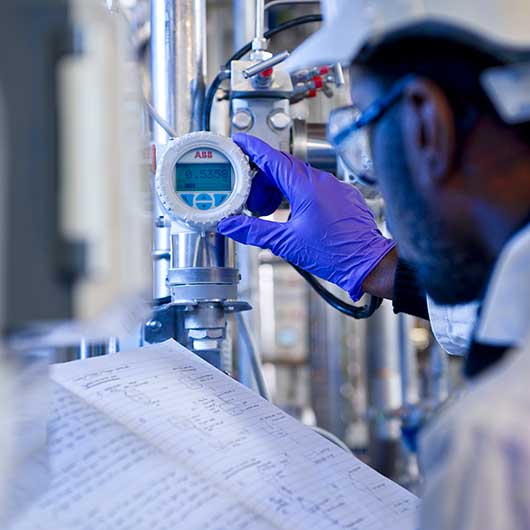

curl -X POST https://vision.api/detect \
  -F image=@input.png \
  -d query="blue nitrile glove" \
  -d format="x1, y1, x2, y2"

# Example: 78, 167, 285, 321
218, 133, 396, 301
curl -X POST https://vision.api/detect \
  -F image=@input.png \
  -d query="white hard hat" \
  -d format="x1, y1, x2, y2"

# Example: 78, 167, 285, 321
284, 0, 530, 72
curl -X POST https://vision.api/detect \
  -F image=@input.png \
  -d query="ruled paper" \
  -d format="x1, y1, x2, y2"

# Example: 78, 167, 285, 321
45, 339, 420, 530
10, 382, 276, 530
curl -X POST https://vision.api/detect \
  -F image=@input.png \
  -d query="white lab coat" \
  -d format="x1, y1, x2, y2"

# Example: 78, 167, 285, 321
427, 297, 479, 356
427, 220, 530, 354
419, 223, 530, 530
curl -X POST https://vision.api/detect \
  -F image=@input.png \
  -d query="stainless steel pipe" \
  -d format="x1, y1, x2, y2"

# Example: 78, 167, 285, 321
233, 0, 257, 49
171, 232, 236, 270
150, 0, 206, 139
292, 120, 337, 174
255, 0, 265, 41
150, 0, 207, 300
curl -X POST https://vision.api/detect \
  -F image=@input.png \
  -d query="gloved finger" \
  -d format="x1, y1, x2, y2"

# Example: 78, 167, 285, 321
233, 132, 308, 201
246, 171, 284, 216
217, 215, 287, 253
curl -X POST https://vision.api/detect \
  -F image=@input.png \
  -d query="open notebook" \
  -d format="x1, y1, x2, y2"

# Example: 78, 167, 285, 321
11, 340, 419, 530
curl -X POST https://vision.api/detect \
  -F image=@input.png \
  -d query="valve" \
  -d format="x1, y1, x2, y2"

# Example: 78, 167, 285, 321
242, 50, 290, 79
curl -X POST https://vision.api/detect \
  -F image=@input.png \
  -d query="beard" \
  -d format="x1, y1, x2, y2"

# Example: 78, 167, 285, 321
393, 205, 495, 304
373, 108, 495, 305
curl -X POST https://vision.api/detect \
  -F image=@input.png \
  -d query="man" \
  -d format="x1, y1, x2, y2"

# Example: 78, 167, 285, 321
218, 0, 530, 528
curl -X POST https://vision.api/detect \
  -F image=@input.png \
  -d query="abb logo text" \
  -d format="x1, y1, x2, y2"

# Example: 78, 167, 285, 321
194, 151, 213, 159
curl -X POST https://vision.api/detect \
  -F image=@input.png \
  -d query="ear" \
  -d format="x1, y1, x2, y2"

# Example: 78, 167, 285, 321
400, 77, 456, 193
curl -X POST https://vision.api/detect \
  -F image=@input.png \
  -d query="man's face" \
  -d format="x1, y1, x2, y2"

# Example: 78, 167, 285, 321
349, 66, 494, 304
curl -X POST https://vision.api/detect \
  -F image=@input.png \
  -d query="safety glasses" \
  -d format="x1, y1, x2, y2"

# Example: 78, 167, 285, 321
327, 75, 415, 186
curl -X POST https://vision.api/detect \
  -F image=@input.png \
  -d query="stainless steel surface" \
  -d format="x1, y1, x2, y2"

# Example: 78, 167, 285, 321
170, 231, 236, 269
183, 303, 229, 369
365, 301, 404, 479
255, 0, 265, 41
264, 0, 320, 10
148, 0, 247, 367
235, 99, 292, 150
170, 284, 239, 302
242, 50, 290, 78
236, 312, 272, 400
150, 0, 206, 138
168, 267, 239, 286
308, 284, 348, 440
231, 60, 293, 98
233, 0, 257, 50
332, 63, 345, 88
185, 303, 225, 330
292, 119, 337, 173
162, 223, 242, 360
252, 10, 267, 51
231, 0, 263, 390
232, 109, 255, 131
398, 313, 419, 406
168, 229, 240, 307
268, 109, 292, 131
306, 122, 337, 173
150, 0, 207, 300
153, 216, 171, 300
145, 100, 178, 138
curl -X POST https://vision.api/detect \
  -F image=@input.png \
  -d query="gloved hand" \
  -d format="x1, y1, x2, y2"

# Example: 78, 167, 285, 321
218, 133, 396, 301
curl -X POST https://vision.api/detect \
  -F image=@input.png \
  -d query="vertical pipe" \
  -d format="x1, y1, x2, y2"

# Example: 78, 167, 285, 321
309, 286, 347, 440
398, 313, 419, 406
150, 0, 206, 139
255, 0, 265, 41
233, 0, 257, 50
233, 0, 259, 389
150, 0, 207, 300
365, 301, 403, 479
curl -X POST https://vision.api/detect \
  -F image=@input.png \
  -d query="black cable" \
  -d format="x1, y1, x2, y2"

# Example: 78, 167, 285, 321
202, 70, 228, 131
291, 263, 383, 319
202, 12, 380, 319
203, 13, 323, 131
224, 13, 323, 68
153, 296, 172, 306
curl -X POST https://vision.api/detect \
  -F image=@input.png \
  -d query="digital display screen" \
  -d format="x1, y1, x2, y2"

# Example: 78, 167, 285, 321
175, 163, 232, 192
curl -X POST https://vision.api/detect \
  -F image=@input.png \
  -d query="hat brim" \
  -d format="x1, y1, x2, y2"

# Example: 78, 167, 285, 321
284, 17, 530, 73
283, 13, 372, 73
355, 19, 530, 66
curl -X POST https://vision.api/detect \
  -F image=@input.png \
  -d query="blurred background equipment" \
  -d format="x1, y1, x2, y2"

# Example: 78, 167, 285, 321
0, 0, 149, 524
0, 1, 73, 523
141, 0, 464, 490
0, 2, 466, 523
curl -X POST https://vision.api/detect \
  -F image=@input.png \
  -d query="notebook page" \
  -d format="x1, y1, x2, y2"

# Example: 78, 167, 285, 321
52, 339, 420, 530
9, 383, 277, 530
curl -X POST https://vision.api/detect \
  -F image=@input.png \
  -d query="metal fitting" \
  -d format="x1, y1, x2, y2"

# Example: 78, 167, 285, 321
251, 37, 268, 52
188, 328, 224, 340
145, 319, 163, 332
268, 109, 291, 131
193, 339, 221, 351
232, 109, 254, 131
242, 50, 290, 79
